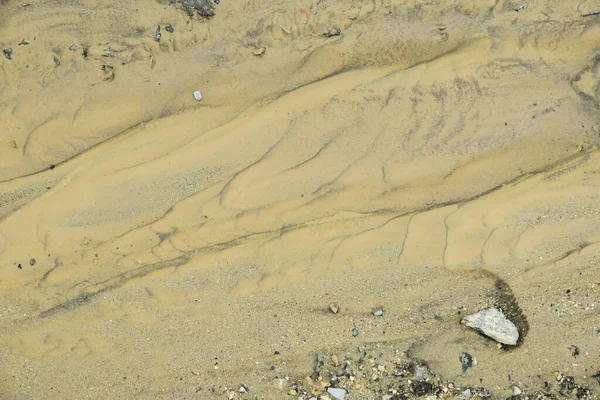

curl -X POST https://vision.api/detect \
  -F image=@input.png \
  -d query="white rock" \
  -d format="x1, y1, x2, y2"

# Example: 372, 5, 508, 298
461, 388, 472, 399
512, 385, 522, 395
193, 90, 203, 101
327, 387, 347, 400
462, 307, 519, 345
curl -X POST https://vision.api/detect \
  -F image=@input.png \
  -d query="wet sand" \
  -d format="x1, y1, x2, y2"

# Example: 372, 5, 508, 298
1, 0, 600, 398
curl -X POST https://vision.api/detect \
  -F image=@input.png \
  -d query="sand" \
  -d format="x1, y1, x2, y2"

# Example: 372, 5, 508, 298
1, 0, 600, 398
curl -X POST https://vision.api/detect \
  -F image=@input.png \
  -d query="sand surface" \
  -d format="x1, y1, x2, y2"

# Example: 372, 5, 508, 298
1, 0, 600, 398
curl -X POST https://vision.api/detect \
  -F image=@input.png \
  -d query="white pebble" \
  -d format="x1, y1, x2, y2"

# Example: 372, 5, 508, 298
193, 90, 203, 101
512, 385, 522, 395
327, 387, 347, 400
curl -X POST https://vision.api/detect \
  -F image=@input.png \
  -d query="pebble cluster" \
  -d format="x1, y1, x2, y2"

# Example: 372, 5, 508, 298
220, 301, 595, 400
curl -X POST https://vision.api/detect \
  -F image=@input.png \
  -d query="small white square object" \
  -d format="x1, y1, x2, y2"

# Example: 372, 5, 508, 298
193, 90, 202, 101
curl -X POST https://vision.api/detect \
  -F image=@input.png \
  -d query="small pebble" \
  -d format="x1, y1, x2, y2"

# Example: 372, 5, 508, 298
512, 385, 522, 395
165, 24, 174, 33
459, 352, 473, 374
352, 328, 359, 337
323, 28, 341, 37
155, 25, 161, 41
329, 302, 339, 314
3, 48, 12, 60
29, 258, 36, 266
372, 307, 384, 317
461, 388, 472, 399
214, 0, 220, 4
331, 354, 339, 365
53, 57, 60, 66
69, 44, 77, 51
327, 387, 346, 400
193, 90, 203, 101
239, 385, 247, 393
252, 46, 266, 56
414, 364, 427, 382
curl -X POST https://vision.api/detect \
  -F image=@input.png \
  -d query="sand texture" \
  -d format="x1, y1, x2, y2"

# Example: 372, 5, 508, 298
1, 0, 600, 398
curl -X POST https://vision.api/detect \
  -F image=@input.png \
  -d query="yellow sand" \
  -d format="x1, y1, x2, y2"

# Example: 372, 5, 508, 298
1, 0, 599, 398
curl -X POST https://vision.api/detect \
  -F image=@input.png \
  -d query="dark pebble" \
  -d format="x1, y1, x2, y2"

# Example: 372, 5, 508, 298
569, 345, 580, 358
165, 24, 174, 33
53, 57, 60, 66
559, 376, 576, 395
412, 381, 433, 396
459, 352, 473, 374
3, 48, 13, 60
323, 28, 341, 38
591, 371, 600, 385
17, 264, 22, 270
352, 328, 359, 337
29, 258, 36, 266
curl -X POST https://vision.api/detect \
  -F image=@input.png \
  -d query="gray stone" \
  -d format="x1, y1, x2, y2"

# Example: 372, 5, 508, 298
327, 387, 347, 400
461, 388, 472, 399
462, 307, 519, 345
193, 90, 203, 101
414, 364, 427, 382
